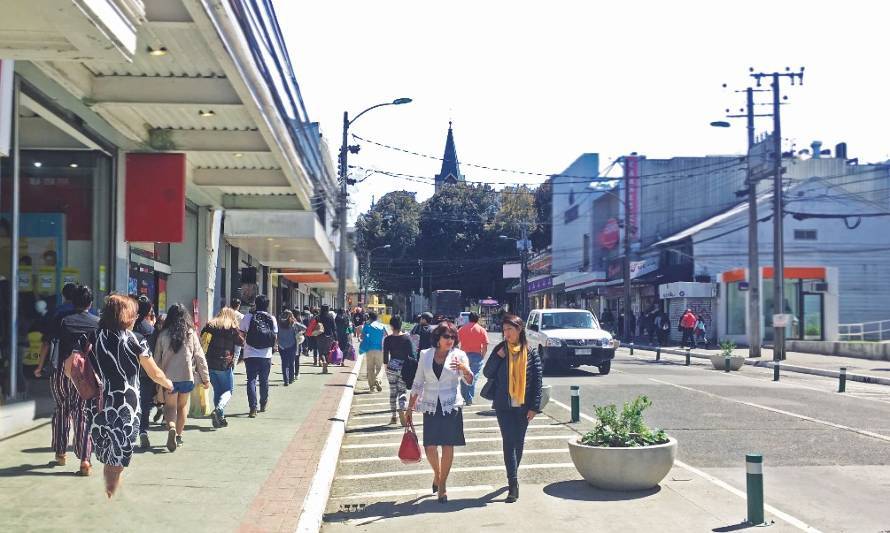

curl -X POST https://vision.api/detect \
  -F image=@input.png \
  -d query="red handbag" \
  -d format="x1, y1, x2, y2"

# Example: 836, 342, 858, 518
398, 425, 422, 464
63, 345, 100, 402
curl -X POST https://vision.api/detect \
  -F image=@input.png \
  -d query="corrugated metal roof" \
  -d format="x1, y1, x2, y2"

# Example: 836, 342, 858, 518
85, 24, 224, 77
188, 152, 278, 169
216, 186, 293, 195
99, 103, 255, 131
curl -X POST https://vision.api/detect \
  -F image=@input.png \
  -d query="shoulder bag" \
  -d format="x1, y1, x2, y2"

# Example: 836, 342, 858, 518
397, 424, 422, 464
480, 350, 503, 401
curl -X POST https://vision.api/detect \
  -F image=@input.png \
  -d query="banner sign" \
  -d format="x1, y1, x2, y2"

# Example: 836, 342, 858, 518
625, 155, 640, 242
0, 60, 14, 157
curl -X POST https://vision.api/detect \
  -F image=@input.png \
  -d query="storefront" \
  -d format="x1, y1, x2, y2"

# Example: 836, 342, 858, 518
658, 282, 716, 343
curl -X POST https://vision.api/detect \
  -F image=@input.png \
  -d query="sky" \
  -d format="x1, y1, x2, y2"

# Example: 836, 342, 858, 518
273, 1, 890, 224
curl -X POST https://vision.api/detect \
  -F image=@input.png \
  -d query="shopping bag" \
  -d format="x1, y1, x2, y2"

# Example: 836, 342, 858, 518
329, 341, 343, 365
188, 384, 213, 418
343, 344, 356, 361
398, 425, 422, 464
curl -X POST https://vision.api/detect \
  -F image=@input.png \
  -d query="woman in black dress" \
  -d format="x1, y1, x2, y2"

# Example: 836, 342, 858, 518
90, 294, 173, 498
407, 321, 473, 503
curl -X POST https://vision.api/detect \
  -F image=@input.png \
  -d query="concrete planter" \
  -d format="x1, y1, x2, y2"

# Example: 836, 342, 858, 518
540, 384, 552, 409
709, 354, 745, 371
567, 436, 677, 491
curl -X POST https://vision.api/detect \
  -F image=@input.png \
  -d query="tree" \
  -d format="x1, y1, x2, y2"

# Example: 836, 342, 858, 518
354, 191, 421, 293
530, 179, 552, 250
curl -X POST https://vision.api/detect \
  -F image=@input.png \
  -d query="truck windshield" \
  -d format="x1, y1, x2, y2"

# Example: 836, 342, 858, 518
541, 312, 597, 330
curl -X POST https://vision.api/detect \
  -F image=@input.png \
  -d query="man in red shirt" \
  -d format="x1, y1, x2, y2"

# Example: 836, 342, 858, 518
457, 312, 489, 406
679, 309, 697, 349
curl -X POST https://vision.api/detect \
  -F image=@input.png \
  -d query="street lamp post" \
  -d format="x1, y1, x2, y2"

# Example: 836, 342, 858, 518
363, 244, 391, 306
336, 98, 412, 311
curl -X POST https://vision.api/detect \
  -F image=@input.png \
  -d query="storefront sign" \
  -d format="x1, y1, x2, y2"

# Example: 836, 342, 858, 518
126, 153, 186, 242
659, 282, 717, 299
502, 262, 521, 279
0, 60, 13, 157
738, 281, 750, 291
598, 218, 620, 250
625, 155, 640, 241
527, 276, 553, 293
606, 256, 660, 281
773, 313, 793, 328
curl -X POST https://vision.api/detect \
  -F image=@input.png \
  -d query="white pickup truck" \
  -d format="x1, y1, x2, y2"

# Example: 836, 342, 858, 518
526, 308, 618, 374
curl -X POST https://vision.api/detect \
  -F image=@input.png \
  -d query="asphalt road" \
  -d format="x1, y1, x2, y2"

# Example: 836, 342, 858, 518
324, 334, 890, 532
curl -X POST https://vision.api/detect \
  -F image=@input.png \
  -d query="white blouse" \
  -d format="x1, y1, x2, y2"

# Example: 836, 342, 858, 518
411, 348, 471, 414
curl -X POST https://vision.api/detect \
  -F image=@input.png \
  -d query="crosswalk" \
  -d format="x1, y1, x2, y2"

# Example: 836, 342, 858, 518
323, 362, 581, 516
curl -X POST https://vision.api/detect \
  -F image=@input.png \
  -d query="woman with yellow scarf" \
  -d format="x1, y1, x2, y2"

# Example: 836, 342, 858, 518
481, 314, 543, 503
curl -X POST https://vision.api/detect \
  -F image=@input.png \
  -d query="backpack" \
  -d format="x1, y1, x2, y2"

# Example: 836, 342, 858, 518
246, 312, 276, 349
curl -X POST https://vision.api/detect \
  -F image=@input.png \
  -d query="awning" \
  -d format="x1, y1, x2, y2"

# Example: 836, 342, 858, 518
563, 271, 608, 293
224, 210, 334, 270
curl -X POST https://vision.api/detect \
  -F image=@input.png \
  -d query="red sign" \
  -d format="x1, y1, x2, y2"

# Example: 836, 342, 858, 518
125, 153, 186, 242
598, 218, 620, 249
625, 155, 640, 241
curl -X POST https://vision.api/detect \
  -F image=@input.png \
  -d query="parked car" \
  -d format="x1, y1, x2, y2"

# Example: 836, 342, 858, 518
457, 311, 471, 327
526, 309, 618, 374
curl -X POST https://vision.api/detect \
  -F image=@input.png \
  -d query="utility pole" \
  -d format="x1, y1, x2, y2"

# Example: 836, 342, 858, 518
520, 224, 529, 320
418, 259, 424, 313
750, 68, 804, 362
622, 156, 633, 342
336, 110, 350, 312
745, 88, 762, 357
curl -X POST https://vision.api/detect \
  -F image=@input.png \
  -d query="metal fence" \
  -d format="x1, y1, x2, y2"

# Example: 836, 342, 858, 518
838, 320, 890, 342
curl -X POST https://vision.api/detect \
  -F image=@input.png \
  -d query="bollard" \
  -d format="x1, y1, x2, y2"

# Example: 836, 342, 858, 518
838, 367, 847, 393
656, 347, 661, 362
746, 454, 765, 525
773, 362, 780, 382
685, 349, 691, 366
570, 385, 580, 423
724, 355, 731, 372
630, 342, 634, 355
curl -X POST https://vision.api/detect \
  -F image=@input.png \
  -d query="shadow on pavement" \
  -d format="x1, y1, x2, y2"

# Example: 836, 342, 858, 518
346, 425, 396, 434
543, 480, 660, 501
0, 462, 78, 477
18, 446, 53, 453
324, 487, 508, 524
712, 521, 761, 532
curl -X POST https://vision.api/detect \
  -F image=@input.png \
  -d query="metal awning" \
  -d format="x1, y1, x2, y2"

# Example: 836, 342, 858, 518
224, 210, 334, 270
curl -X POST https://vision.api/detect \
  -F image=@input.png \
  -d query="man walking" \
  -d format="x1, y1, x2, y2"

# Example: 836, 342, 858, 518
458, 311, 489, 406
239, 295, 278, 418
359, 312, 387, 392
411, 312, 434, 356
679, 308, 697, 349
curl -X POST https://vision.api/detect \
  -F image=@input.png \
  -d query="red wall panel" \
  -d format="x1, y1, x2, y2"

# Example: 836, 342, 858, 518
125, 153, 186, 243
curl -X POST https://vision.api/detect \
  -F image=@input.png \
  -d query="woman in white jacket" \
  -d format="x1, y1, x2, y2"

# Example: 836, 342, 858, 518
406, 321, 473, 503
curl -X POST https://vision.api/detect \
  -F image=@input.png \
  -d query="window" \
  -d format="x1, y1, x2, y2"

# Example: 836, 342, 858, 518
794, 229, 817, 240
565, 205, 579, 224
541, 311, 596, 330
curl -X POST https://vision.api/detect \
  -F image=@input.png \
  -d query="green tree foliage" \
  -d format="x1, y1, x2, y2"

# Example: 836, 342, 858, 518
531, 179, 552, 250
354, 191, 420, 293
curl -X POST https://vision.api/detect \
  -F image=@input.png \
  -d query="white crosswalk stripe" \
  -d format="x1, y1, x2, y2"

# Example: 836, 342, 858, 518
339, 463, 576, 480
339, 448, 570, 464
346, 424, 564, 439
342, 435, 575, 449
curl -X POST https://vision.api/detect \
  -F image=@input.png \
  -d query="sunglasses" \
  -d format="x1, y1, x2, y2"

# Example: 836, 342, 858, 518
440, 334, 456, 340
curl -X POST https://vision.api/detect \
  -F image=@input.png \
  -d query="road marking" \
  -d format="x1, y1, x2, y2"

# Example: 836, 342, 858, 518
342, 435, 576, 449
339, 448, 569, 464
332, 484, 495, 500
338, 462, 576, 480
648, 377, 890, 444
548, 390, 824, 533
352, 407, 492, 419
346, 424, 563, 439
349, 418, 506, 430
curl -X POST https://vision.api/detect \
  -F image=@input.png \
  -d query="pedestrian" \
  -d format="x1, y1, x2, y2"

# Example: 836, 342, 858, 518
335, 308, 353, 366
406, 321, 472, 503
601, 308, 615, 335
239, 294, 278, 418
133, 295, 160, 449
482, 313, 543, 503
315, 304, 337, 374
34, 284, 98, 476
153, 303, 210, 451
301, 307, 312, 358
694, 314, 708, 348
277, 309, 304, 385
679, 308, 697, 349
352, 307, 365, 339
306, 307, 321, 366
457, 311, 489, 406
383, 315, 412, 426
201, 307, 244, 428
230, 298, 245, 362
90, 294, 173, 497
359, 311, 387, 392
411, 312, 434, 356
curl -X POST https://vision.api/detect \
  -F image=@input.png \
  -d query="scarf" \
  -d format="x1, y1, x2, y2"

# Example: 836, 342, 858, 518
507, 341, 527, 405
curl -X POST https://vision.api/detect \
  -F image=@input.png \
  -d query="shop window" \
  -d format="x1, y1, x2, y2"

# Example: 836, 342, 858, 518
794, 229, 817, 241
725, 281, 746, 335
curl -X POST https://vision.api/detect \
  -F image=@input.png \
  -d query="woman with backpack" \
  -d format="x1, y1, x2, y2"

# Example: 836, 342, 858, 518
277, 310, 305, 385
201, 307, 244, 428
153, 303, 210, 451
238, 294, 278, 418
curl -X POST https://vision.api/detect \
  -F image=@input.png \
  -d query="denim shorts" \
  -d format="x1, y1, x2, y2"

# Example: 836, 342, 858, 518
172, 381, 195, 394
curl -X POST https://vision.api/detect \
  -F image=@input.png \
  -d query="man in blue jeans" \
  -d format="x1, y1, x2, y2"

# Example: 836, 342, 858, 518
238, 294, 278, 418
457, 312, 489, 406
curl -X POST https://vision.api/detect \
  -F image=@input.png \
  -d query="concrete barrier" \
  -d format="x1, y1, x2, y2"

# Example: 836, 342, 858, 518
787, 340, 890, 361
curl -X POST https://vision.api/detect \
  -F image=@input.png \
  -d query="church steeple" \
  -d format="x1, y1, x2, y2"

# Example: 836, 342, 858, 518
434, 121, 464, 192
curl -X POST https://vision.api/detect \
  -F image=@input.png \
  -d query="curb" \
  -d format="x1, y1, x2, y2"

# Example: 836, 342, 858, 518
294, 352, 365, 533
624, 344, 890, 387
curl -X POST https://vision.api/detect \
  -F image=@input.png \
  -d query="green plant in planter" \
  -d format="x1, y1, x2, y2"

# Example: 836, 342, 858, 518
580, 395, 669, 448
720, 340, 737, 357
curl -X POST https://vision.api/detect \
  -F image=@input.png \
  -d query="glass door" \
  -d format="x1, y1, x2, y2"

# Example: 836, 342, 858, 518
802, 293, 824, 340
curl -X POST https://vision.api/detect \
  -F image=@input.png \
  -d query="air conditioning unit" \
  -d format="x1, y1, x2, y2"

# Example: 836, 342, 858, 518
813, 282, 829, 293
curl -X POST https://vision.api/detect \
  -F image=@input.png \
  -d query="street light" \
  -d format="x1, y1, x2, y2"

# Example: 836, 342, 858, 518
363, 244, 391, 306
500, 231, 530, 320
336, 98, 412, 311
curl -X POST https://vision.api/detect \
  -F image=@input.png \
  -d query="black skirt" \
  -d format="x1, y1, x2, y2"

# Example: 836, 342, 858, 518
423, 401, 466, 447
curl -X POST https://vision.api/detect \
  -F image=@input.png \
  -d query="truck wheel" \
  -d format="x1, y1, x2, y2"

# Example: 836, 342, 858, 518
598, 361, 611, 375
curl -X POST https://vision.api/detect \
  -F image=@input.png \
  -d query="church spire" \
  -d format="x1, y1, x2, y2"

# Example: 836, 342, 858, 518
435, 121, 464, 192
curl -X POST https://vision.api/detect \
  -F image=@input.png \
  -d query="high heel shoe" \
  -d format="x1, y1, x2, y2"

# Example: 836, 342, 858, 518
438, 493, 448, 503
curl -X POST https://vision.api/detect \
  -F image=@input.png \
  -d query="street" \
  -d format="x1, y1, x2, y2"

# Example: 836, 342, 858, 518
323, 334, 890, 532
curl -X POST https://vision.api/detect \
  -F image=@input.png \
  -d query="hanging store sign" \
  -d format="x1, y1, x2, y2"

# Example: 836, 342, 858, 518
625, 155, 641, 242
527, 276, 553, 293
598, 218, 620, 250
0, 60, 13, 157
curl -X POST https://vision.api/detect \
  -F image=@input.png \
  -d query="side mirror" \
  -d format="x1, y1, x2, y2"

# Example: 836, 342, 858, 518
529, 324, 539, 332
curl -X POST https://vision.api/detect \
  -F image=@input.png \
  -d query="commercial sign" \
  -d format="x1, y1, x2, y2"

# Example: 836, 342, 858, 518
502, 262, 521, 279
625, 155, 641, 242
658, 282, 717, 299
0, 60, 14, 157
598, 218, 620, 250
527, 276, 553, 293
607, 256, 660, 281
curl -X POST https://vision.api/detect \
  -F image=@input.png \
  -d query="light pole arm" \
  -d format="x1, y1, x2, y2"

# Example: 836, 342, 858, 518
349, 102, 395, 127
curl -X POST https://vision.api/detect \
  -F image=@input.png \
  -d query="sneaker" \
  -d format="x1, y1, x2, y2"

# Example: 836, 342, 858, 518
139, 432, 150, 449
166, 428, 177, 452
260, 402, 268, 413
211, 409, 220, 428
153, 408, 163, 423
248, 409, 257, 418
466, 399, 473, 407
176, 435, 184, 447
221, 415, 228, 427
376, 384, 383, 392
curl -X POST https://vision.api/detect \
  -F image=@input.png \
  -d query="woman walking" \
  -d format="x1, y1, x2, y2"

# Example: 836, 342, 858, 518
90, 294, 173, 497
316, 304, 336, 374
277, 310, 304, 384
335, 308, 353, 365
482, 314, 543, 503
407, 321, 472, 503
383, 315, 413, 426
200, 307, 244, 428
153, 303, 210, 452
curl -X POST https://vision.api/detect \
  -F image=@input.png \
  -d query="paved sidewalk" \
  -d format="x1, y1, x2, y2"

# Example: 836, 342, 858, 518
0, 356, 355, 532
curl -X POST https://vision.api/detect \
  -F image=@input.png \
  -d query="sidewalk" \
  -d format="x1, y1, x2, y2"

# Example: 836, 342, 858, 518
0, 356, 356, 532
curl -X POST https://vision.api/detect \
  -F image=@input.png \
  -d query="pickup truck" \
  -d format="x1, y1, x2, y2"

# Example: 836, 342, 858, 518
526, 308, 618, 374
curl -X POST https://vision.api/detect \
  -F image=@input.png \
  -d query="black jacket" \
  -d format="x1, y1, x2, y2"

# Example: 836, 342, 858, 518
482, 341, 543, 412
